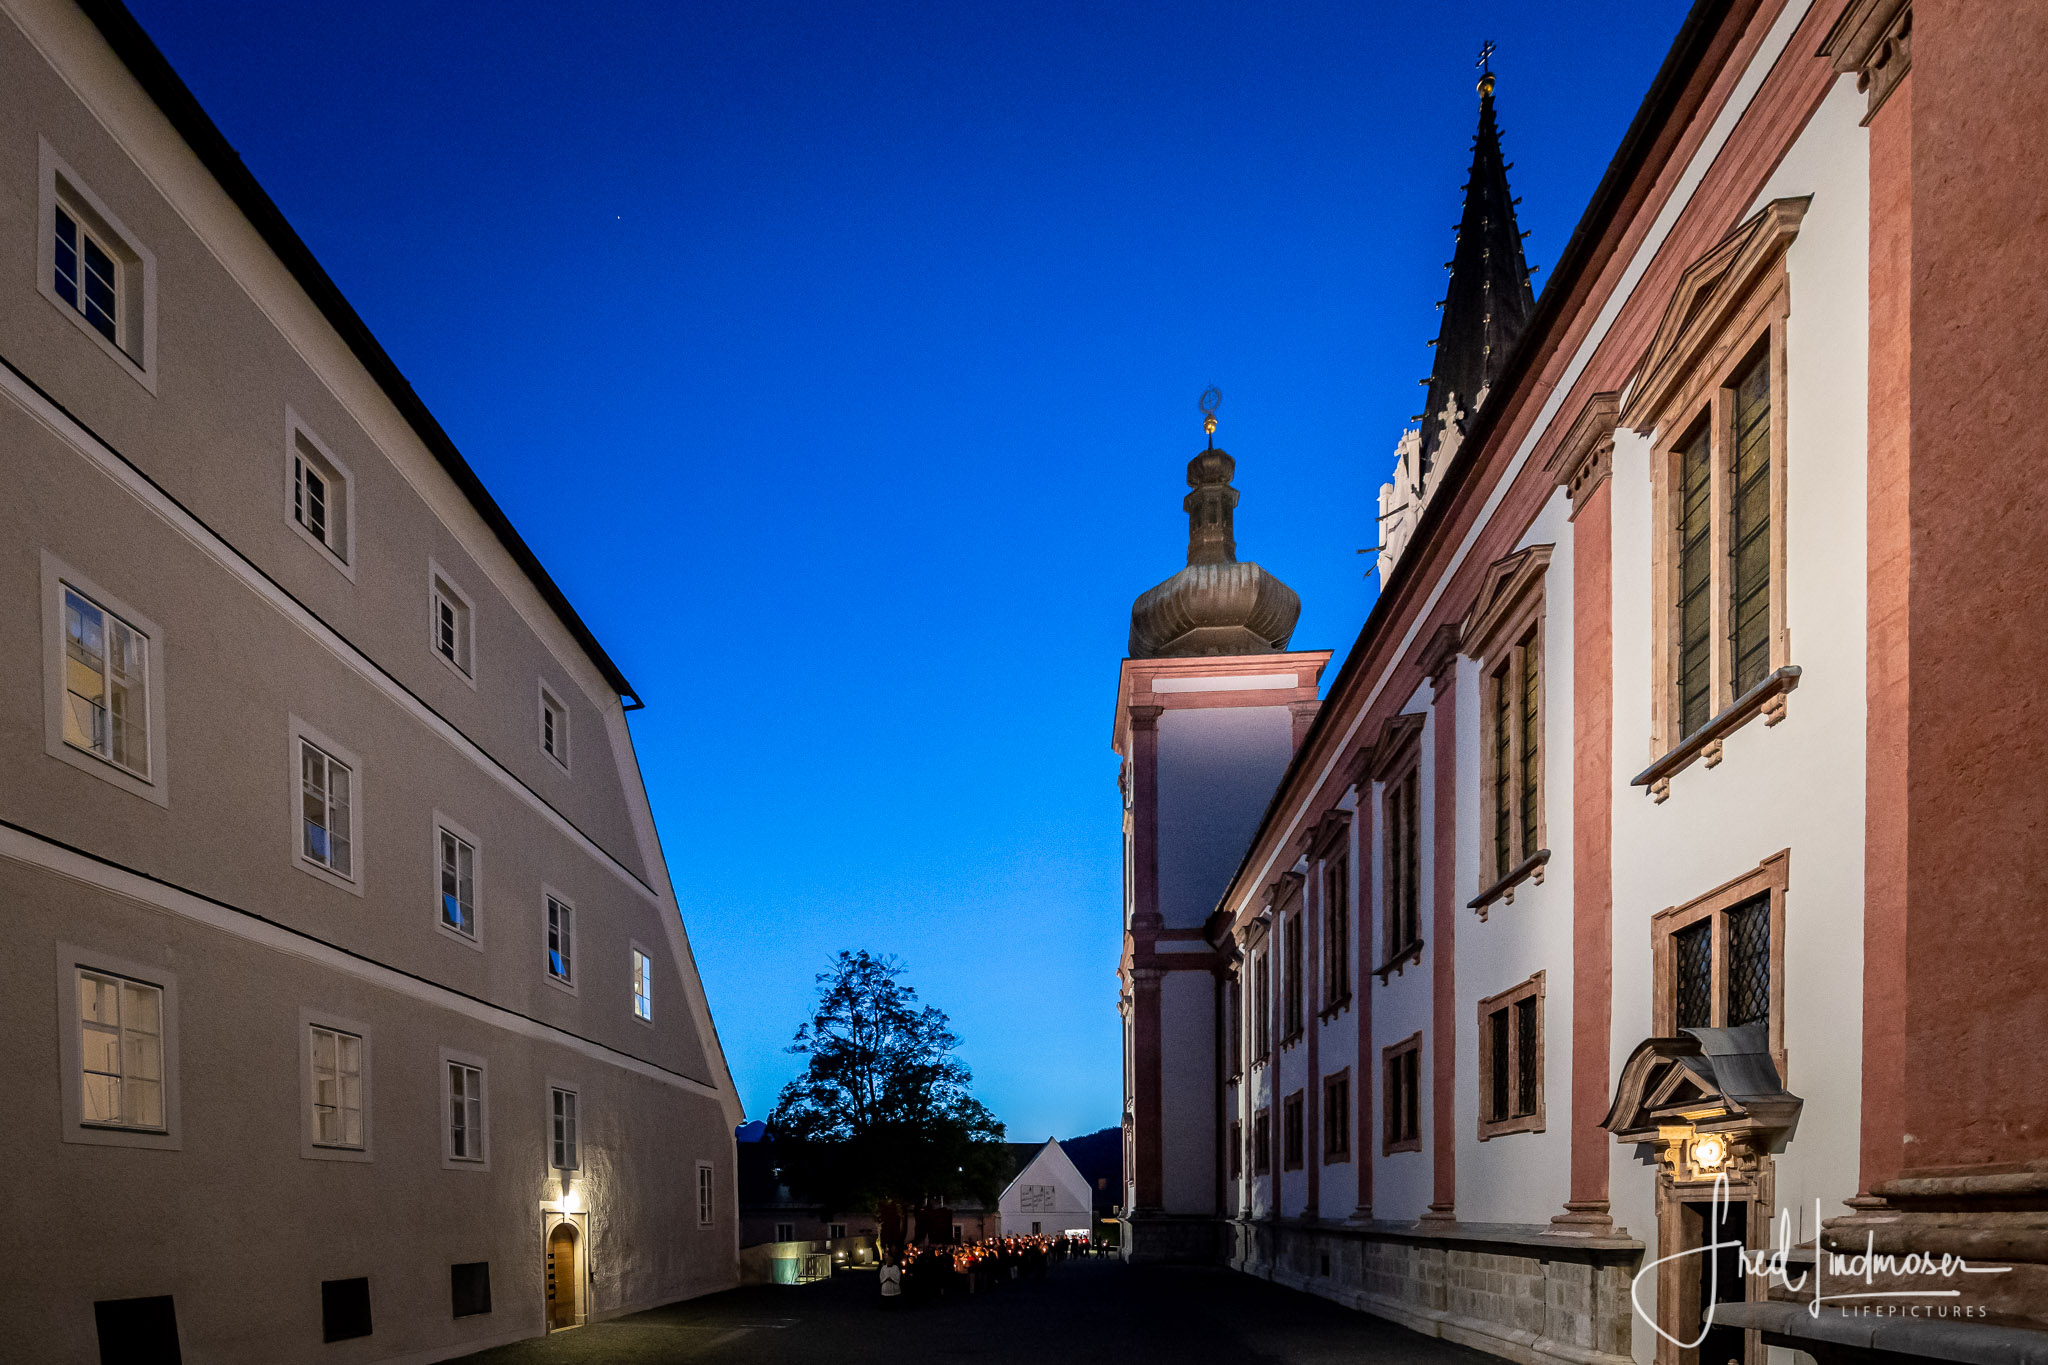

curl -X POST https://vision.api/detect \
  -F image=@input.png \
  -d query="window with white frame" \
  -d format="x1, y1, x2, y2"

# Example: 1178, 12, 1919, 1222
540, 687, 569, 768
289, 425, 351, 566
77, 969, 164, 1131
53, 200, 121, 345
697, 1161, 714, 1227
431, 571, 473, 677
300, 739, 354, 878
309, 1024, 364, 1149
61, 585, 150, 779
546, 895, 574, 985
632, 948, 653, 1021
39, 143, 156, 386
448, 1060, 485, 1162
439, 826, 477, 937
551, 1086, 579, 1170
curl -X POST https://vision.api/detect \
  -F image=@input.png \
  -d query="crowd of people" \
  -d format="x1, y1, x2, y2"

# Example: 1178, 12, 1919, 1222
876, 1233, 1100, 1305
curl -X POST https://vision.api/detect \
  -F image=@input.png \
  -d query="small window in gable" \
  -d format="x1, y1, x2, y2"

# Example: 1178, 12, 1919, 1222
287, 415, 354, 572
540, 686, 570, 769
429, 565, 475, 681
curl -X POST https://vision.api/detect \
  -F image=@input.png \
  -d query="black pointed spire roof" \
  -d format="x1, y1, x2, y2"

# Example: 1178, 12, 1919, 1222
1419, 61, 1536, 472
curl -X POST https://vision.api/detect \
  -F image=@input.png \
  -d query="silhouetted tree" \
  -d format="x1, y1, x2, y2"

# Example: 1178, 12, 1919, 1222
769, 950, 1007, 1213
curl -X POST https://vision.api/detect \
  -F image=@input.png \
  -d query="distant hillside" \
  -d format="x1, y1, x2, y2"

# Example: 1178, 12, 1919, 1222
1059, 1126, 1121, 1213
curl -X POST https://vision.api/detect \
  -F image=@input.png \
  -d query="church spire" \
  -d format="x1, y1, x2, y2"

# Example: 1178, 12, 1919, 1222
1418, 44, 1536, 473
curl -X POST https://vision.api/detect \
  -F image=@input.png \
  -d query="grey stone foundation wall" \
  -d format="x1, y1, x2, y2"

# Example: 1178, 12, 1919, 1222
1226, 1219, 1641, 1365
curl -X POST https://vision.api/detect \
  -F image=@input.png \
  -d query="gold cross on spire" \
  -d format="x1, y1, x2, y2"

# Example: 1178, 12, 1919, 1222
1477, 39, 1496, 95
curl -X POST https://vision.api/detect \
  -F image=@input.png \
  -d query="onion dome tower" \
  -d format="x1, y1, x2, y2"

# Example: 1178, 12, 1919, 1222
1128, 390, 1301, 658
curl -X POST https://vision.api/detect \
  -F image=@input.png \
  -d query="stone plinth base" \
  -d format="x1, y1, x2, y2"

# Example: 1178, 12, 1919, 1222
1224, 1217, 1642, 1365
1118, 1213, 1222, 1265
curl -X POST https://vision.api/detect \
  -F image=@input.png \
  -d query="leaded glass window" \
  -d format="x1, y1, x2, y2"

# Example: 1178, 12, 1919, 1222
1727, 894, 1771, 1028
1673, 919, 1712, 1031
1519, 639, 1540, 859
1676, 423, 1714, 736
1729, 351, 1773, 695
1515, 996, 1538, 1115
1387, 768, 1421, 949
1492, 662, 1513, 876
1488, 1007, 1510, 1121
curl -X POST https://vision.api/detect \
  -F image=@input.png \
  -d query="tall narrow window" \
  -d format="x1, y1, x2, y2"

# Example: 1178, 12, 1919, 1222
1252, 1108, 1272, 1173
78, 970, 163, 1131
309, 1025, 364, 1149
546, 896, 574, 985
1726, 895, 1771, 1028
551, 1087, 579, 1171
1251, 947, 1270, 1059
62, 587, 150, 778
1324, 857, 1350, 1005
439, 828, 476, 937
1282, 1090, 1305, 1169
697, 1162, 715, 1227
1228, 1119, 1244, 1178
430, 571, 473, 677
1383, 1034, 1422, 1154
1729, 351, 1773, 696
1385, 768, 1421, 950
53, 203, 119, 344
540, 688, 569, 768
1673, 919, 1712, 1031
300, 740, 354, 877
448, 1061, 484, 1162
290, 428, 351, 565
1518, 643, 1540, 858
1492, 660, 1513, 876
1676, 421, 1714, 737
1225, 975, 1243, 1078
1488, 1007, 1511, 1122
1283, 912, 1304, 1039
1323, 1070, 1351, 1161
632, 949, 653, 1021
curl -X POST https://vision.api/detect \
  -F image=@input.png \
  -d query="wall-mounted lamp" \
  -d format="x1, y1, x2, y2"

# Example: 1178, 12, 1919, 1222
561, 1175, 583, 1212
1690, 1134, 1728, 1172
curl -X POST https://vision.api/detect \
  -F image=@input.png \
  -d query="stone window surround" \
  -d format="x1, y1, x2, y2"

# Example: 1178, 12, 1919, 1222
1252, 1106, 1272, 1175
1650, 849, 1791, 1083
1382, 1031, 1423, 1156
1476, 971, 1547, 1141
1368, 714, 1427, 982
1463, 545, 1554, 917
1274, 873, 1306, 1048
1626, 198, 1807, 802
1322, 1067, 1352, 1164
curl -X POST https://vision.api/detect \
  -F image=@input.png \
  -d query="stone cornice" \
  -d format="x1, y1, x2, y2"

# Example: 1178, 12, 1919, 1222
1419, 622, 1463, 692
1544, 390, 1620, 517
1820, 0, 1911, 125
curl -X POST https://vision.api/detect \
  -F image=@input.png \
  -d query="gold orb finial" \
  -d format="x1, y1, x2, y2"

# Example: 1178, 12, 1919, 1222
1199, 386, 1221, 447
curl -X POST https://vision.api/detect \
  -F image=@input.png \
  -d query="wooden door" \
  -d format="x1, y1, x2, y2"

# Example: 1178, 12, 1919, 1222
547, 1223, 578, 1330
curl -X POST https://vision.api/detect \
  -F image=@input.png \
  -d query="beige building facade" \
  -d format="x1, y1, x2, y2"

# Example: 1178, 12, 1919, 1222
1, 1, 744, 1359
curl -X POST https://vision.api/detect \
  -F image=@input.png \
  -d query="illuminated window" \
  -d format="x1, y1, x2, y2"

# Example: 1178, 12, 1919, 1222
309, 1025, 364, 1149
77, 969, 163, 1131
61, 586, 150, 779
632, 948, 653, 1021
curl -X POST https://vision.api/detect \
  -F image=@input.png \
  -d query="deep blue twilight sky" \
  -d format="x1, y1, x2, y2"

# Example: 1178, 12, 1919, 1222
128, 0, 1688, 1142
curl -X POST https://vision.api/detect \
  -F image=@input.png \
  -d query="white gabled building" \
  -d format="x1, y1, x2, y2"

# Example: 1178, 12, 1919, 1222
997, 1139, 1094, 1239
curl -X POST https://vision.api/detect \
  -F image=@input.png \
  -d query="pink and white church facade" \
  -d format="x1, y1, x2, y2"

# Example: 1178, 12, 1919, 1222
1113, 7, 2048, 1365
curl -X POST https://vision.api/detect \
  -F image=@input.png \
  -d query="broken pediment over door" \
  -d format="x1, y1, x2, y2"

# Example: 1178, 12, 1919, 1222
1603, 1024, 1801, 1186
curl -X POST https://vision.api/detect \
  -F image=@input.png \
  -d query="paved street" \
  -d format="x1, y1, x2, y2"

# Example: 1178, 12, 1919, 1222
450, 1258, 1502, 1365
